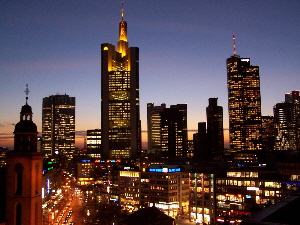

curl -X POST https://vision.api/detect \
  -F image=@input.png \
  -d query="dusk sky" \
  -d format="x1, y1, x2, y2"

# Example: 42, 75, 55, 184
1, 0, 299, 149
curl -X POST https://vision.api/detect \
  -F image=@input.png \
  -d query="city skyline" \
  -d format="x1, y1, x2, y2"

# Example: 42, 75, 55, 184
1, 1, 299, 150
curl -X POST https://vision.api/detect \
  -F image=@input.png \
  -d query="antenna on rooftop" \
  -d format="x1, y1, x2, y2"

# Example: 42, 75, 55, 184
233, 34, 236, 55
121, 0, 124, 20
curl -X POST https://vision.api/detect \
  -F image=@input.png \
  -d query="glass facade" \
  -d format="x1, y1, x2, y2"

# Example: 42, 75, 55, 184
227, 55, 262, 152
189, 173, 215, 224
147, 103, 166, 154
274, 91, 300, 151
42, 94, 75, 159
101, 17, 140, 159
216, 169, 284, 224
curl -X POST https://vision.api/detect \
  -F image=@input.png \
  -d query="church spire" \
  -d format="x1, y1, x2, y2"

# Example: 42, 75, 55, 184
14, 84, 38, 152
24, 84, 30, 104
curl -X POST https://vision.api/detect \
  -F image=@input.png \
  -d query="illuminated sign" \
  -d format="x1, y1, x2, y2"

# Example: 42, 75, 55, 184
286, 182, 300, 185
46, 178, 51, 194
241, 58, 250, 62
247, 187, 259, 191
81, 159, 91, 163
120, 171, 139, 177
148, 167, 181, 173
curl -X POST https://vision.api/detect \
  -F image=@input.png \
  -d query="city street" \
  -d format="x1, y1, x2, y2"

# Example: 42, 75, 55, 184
175, 218, 197, 225
68, 190, 85, 224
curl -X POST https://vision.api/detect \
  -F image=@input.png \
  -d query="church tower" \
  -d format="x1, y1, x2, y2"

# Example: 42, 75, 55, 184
6, 86, 44, 225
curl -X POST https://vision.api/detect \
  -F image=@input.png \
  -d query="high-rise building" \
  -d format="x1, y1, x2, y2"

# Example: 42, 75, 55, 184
147, 103, 166, 154
261, 116, 275, 151
206, 98, 224, 157
161, 104, 188, 159
86, 129, 102, 158
6, 97, 44, 225
101, 6, 141, 159
274, 91, 300, 151
227, 46, 262, 152
193, 122, 208, 160
42, 94, 75, 159
147, 103, 187, 159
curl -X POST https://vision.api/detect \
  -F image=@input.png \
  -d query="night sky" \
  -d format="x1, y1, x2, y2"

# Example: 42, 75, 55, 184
1, 0, 299, 149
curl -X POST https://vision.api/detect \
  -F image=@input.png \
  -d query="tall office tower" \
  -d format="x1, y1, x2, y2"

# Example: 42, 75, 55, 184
227, 38, 262, 152
147, 103, 166, 154
261, 116, 275, 151
160, 104, 187, 159
86, 129, 102, 158
101, 6, 141, 159
206, 98, 224, 157
193, 122, 208, 160
42, 94, 75, 159
6, 97, 44, 225
274, 91, 300, 151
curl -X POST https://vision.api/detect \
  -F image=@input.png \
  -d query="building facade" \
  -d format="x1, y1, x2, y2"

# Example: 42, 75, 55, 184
215, 168, 284, 224
274, 90, 300, 151
206, 98, 224, 158
193, 122, 208, 160
101, 10, 141, 159
160, 104, 188, 159
86, 129, 102, 158
227, 54, 262, 152
189, 172, 216, 224
6, 98, 44, 225
42, 94, 75, 159
147, 103, 166, 154
147, 103, 187, 159
261, 116, 275, 151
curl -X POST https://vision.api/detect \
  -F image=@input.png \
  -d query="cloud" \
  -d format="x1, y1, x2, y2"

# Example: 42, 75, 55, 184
75, 130, 87, 137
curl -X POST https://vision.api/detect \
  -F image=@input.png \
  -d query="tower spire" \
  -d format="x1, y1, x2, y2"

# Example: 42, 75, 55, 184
24, 84, 30, 104
118, 0, 128, 56
121, 0, 124, 20
233, 34, 236, 55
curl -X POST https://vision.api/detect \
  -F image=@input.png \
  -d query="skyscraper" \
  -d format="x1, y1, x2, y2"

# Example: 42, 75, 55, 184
261, 116, 275, 151
227, 38, 262, 152
86, 129, 102, 158
101, 6, 141, 159
206, 98, 224, 157
42, 94, 75, 159
193, 122, 208, 160
274, 91, 300, 151
147, 103, 166, 154
160, 104, 187, 159
147, 103, 187, 159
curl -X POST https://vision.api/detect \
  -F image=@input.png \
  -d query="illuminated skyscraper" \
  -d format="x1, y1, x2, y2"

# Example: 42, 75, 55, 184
86, 129, 102, 158
147, 103, 166, 154
227, 37, 262, 152
161, 104, 187, 159
42, 94, 75, 159
101, 6, 141, 159
261, 116, 275, 151
147, 103, 187, 158
274, 91, 300, 151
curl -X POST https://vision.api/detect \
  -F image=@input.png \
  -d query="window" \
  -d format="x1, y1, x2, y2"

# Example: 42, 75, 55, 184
14, 163, 24, 195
